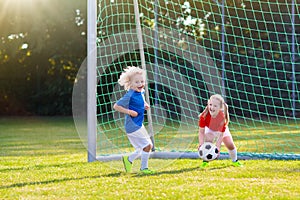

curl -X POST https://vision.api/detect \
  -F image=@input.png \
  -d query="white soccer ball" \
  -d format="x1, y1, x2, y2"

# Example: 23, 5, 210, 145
198, 142, 219, 161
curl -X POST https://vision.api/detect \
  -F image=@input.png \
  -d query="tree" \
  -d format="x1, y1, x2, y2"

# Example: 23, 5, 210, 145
0, 0, 87, 115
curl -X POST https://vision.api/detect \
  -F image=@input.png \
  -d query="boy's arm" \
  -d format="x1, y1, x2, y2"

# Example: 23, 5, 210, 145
113, 103, 137, 117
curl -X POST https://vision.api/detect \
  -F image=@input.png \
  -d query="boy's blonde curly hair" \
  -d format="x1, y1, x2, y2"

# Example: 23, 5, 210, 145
118, 66, 146, 91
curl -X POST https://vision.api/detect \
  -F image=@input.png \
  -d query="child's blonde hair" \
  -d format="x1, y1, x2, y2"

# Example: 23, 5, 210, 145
118, 66, 146, 91
201, 94, 230, 125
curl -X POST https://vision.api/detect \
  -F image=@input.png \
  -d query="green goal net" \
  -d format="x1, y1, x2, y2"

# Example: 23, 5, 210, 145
88, 0, 300, 160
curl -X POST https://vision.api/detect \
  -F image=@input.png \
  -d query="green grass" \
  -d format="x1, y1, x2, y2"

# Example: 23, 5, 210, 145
99, 120, 300, 155
0, 117, 300, 199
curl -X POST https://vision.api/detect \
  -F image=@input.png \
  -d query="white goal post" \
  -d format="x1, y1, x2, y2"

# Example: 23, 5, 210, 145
87, 0, 97, 162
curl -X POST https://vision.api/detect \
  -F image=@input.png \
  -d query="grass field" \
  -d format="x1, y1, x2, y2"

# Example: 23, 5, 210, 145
0, 117, 299, 199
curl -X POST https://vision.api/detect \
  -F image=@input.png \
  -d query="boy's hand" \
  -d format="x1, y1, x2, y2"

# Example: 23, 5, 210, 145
128, 110, 138, 117
144, 103, 150, 110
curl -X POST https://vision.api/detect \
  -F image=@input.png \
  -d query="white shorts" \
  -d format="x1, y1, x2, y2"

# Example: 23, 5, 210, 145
127, 125, 152, 150
204, 126, 232, 142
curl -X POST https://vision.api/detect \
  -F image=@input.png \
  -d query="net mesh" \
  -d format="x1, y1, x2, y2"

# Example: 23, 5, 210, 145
95, 0, 299, 159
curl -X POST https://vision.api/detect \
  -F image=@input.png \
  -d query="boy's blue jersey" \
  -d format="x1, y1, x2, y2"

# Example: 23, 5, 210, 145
116, 89, 145, 133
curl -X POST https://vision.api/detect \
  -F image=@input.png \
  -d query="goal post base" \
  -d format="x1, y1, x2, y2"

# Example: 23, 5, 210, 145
96, 152, 300, 162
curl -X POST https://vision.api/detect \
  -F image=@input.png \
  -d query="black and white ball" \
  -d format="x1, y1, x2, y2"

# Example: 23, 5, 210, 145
198, 142, 219, 161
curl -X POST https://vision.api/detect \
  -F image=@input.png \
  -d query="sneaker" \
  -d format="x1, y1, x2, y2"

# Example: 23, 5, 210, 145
200, 161, 209, 168
140, 168, 155, 175
232, 160, 243, 167
122, 156, 132, 173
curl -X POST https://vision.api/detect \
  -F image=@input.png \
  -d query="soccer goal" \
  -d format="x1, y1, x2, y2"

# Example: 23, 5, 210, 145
76, 0, 300, 162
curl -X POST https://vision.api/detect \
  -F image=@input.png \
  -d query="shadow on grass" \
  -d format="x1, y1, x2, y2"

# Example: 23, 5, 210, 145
0, 163, 237, 189
0, 175, 104, 189
0, 162, 87, 173
103, 166, 203, 178
0, 170, 126, 189
130, 164, 231, 177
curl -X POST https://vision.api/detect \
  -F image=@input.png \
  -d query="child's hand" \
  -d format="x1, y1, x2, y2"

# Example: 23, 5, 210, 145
128, 110, 138, 117
197, 143, 204, 151
144, 103, 150, 110
216, 146, 221, 158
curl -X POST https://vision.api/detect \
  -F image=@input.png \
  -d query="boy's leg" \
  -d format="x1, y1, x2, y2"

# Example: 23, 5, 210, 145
122, 155, 132, 173
140, 144, 155, 174
128, 149, 140, 162
140, 150, 151, 170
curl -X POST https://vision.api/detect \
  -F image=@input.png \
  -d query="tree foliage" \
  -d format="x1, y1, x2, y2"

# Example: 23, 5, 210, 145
0, 0, 86, 115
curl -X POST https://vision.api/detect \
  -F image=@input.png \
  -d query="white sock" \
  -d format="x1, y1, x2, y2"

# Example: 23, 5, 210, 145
140, 151, 150, 170
128, 150, 141, 163
228, 148, 237, 162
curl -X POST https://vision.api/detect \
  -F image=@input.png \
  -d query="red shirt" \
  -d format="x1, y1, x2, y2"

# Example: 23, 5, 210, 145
198, 111, 226, 132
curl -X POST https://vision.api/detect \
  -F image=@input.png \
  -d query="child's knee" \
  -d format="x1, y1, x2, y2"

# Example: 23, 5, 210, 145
143, 144, 152, 152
